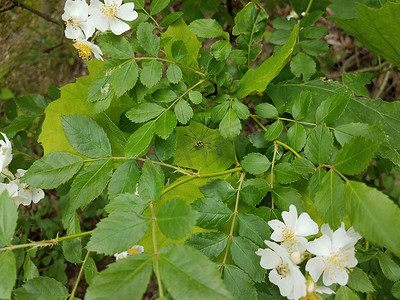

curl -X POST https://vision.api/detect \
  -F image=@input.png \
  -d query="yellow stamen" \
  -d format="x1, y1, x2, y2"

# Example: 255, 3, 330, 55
101, 2, 118, 17
128, 247, 139, 255
73, 40, 92, 60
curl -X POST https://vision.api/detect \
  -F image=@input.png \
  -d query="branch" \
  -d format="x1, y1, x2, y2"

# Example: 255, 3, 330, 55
11, 0, 62, 26
0, 3, 17, 13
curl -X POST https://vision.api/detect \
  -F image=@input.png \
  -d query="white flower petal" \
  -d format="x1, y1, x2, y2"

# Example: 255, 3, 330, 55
316, 286, 335, 295
320, 223, 334, 237
295, 212, 319, 236
305, 257, 325, 282
295, 236, 308, 253
282, 205, 297, 229
65, 25, 82, 39
32, 188, 45, 203
89, 0, 103, 15
265, 240, 291, 259
109, 17, 130, 35
307, 235, 332, 256
289, 268, 307, 299
323, 265, 349, 286
256, 248, 281, 270
80, 21, 95, 39
88, 14, 109, 32
117, 3, 138, 21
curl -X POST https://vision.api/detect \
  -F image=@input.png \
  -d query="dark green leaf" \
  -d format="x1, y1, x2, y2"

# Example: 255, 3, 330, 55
274, 162, 300, 184
0, 251, 16, 299
108, 160, 141, 198
188, 91, 203, 105
61, 115, 112, 158
155, 110, 177, 139
200, 179, 235, 202
155, 131, 176, 161
255, 103, 279, 119
16, 94, 48, 115
291, 90, 311, 120
97, 33, 134, 59
137, 23, 160, 56
287, 123, 306, 152
174, 100, 193, 124
272, 186, 304, 212
171, 40, 188, 60
223, 265, 257, 300
1, 115, 36, 138
153, 89, 177, 103
300, 39, 329, 56
125, 121, 156, 158
185, 232, 228, 260
22, 152, 83, 189
241, 153, 270, 175
316, 92, 349, 124
87, 212, 150, 255
393, 281, 400, 299
335, 286, 360, 300
138, 159, 164, 202
304, 124, 333, 165
191, 198, 232, 229
377, 251, 400, 281
188, 19, 224, 39
290, 52, 316, 81
347, 267, 375, 293
210, 40, 232, 61
0, 191, 17, 247
83, 257, 98, 285
14, 276, 69, 300
105, 193, 147, 215
160, 12, 183, 27
219, 109, 241, 140
291, 157, 315, 175
140, 60, 163, 88
238, 213, 270, 247
111, 60, 139, 97
232, 99, 250, 120
342, 72, 371, 97
264, 120, 283, 141
150, 0, 169, 15
166, 64, 182, 83
157, 198, 198, 239
126, 103, 164, 123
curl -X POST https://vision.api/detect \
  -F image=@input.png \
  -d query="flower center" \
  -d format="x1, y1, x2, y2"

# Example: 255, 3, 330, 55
128, 247, 139, 255
281, 227, 297, 250
322, 249, 354, 277
22, 183, 31, 191
73, 40, 92, 60
101, 2, 118, 17
275, 263, 290, 279
66, 17, 79, 29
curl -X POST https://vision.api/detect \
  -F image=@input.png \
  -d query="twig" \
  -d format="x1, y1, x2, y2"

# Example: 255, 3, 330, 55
374, 65, 392, 99
0, 3, 17, 13
11, 0, 62, 26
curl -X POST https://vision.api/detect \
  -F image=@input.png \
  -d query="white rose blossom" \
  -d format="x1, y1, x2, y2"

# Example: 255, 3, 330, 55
88, 0, 138, 35
10, 169, 45, 206
0, 182, 18, 198
305, 223, 361, 286
256, 240, 307, 300
62, 0, 95, 39
73, 38, 103, 60
0, 132, 13, 177
268, 204, 319, 253
114, 245, 144, 260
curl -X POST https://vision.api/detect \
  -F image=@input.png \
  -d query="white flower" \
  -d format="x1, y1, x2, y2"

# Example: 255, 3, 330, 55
62, 0, 95, 39
268, 204, 318, 253
305, 223, 361, 286
88, 0, 138, 35
0, 182, 19, 198
0, 132, 13, 176
10, 169, 45, 206
256, 241, 306, 299
114, 245, 144, 260
73, 38, 103, 60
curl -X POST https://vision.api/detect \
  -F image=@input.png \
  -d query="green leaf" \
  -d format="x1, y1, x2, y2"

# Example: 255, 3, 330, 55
237, 213, 270, 247
159, 244, 233, 300
345, 181, 400, 258
86, 254, 153, 300
347, 267, 375, 293
108, 160, 141, 198
210, 40, 232, 61
232, 99, 250, 120
314, 170, 345, 230
155, 110, 177, 139
62, 212, 82, 264
1, 115, 36, 138
185, 232, 228, 260
304, 124, 333, 165
111, 60, 139, 97
334, 137, 379, 175
264, 120, 283, 141
342, 72, 371, 97
188, 91, 203, 105
230, 236, 265, 282
287, 123, 306, 152
199, 179, 235, 202
87, 212, 150, 255
241, 153, 270, 175
219, 109, 241, 140
155, 131, 176, 161
300, 39, 329, 56
272, 186, 304, 212
153, 89, 177, 103
125, 121, 156, 158
291, 90, 311, 120
16, 94, 48, 115
332, 2, 400, 67
105, 193, 147, 215
240, 179, 269, 207
150, 0, 169, 15
335, 286, 360, 300
0, 191, 17, 247
23, 256, 39, 281
223, 265, 257, 300
255, 103, 279, 119
191, 198, 232, 229
316, 92, 349, 124
377, 251, 400, 281
171, 40, 187, 60
97, 33, 134, 59
236, 24, 298, 98
188, 19, 224, 39
292, 157, 315, 175
160, 12, 183, 27
157, 198, 198, 239
334, 123, 385, 146
0, 251, 16, 298
22, 152, 83, 189
70, 160, 113, 210
274, 162, 300, 184
138, 159, 164, 202
174, 100, 193, 124
61, 115, 112, 158
83, 257, 97, 285
126, 102, 164, 123
166, 64, 183, 83
14, 276, 69, 300
290, 52, 316, 81
140, 60, 163, 88
137, 23, 160, 56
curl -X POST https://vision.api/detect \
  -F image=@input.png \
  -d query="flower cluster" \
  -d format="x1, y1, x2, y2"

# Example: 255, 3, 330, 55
114, 245, 144, 260
0, 133, 45, 206
62, 0, 138, 60
256, 205, 361, 300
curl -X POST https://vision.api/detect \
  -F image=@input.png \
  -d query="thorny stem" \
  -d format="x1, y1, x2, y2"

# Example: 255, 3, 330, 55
0, 231, 94, 253
149, 201, 164, 298
270, 141, 278, 209
221, 172, 246, 268
69, 251, 90, 300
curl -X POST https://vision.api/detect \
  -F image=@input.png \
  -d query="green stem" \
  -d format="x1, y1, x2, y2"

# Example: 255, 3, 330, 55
141, 8, 162, 31
270, 141, 278, 209
149, 201, 164, 298
275, 140, 301, 158
221, 172, 246, 268
12, 150, 36, 160
0, 231, 94, 252
304, 0, 314, 15
277, 117, 317, 127
161, 167, 243, 196
251, 115, 267, 131
321, 164, 349, 182
69, 251, 90, 300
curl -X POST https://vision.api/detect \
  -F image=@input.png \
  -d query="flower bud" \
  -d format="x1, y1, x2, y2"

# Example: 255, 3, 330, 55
290, 251, 302, 264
